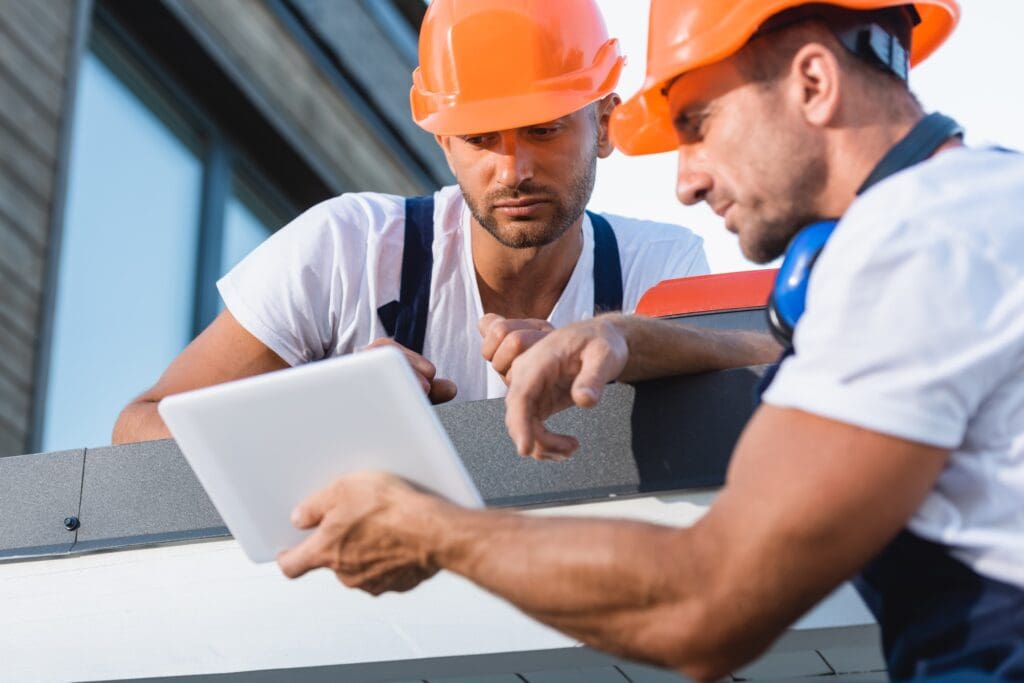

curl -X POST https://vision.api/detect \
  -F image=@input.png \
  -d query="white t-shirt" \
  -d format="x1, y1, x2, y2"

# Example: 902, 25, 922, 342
764, 147, 1024, 589
219, 184, 708, 402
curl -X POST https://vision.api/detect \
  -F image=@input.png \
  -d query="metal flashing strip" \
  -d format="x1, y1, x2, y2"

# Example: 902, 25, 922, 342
0, 366, 765, 563
84, 628, 884, 682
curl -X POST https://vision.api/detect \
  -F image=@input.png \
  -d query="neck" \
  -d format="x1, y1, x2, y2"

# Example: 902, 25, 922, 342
470, 214, 585, 320
817, 103, 963, 218
817, 111, 923, 217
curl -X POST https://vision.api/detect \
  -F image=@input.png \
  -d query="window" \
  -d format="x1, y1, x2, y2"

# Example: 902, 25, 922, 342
221, 171, 283, 278
40, 27, 296, 452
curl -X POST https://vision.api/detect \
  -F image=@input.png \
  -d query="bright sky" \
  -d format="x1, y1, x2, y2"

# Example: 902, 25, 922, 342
587, 1, 1022, 273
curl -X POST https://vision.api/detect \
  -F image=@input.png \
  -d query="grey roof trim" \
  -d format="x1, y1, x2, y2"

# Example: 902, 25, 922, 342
0, 366, 766, 563
89, 625, 882, 681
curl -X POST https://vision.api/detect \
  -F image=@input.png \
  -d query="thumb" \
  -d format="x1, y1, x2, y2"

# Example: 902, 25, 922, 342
570, 343, 620, 408
290, 484, 335, 529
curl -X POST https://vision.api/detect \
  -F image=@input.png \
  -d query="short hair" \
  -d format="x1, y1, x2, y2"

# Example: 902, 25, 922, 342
736, 4, 917, 88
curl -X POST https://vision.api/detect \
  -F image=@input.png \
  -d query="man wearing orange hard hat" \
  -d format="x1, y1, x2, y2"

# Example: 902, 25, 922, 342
114, 0, 780, 443
279, 1, 1024, 680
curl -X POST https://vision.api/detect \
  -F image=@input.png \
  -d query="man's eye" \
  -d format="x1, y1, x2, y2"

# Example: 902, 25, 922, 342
675, 114, 708, 144
463, 134, 495, 146
530, 126, 558, 137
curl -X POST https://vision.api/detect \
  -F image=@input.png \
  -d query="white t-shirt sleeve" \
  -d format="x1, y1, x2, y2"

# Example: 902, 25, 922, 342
217, 194, 404, 366
612, 217, 709, 311
764, 216, 1024, 449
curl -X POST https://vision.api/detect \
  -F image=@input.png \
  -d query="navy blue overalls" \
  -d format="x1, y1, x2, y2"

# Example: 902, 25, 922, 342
759, 115, 1024, 680
376, 196, 623, 355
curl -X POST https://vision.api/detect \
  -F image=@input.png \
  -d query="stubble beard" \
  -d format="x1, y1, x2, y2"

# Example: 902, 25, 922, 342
461, 150, 598, 250
743, 138, 829, 264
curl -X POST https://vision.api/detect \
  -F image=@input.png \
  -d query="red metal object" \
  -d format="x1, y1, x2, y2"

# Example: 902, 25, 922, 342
636, 269, 779, 318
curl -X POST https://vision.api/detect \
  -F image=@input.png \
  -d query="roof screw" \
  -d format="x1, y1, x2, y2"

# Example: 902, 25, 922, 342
63, 516, 80, 532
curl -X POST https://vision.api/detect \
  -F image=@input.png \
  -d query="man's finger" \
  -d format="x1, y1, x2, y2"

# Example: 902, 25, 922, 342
490, 330, 547, 379
480, 318, 512, 360
527, 418, 580, 460
290, 482, 339, 529
482, 318, 555, 361
570, 341, 625, 408
478, 313, 505, 339
504, 381, 540, 457
277, 526, 332, 579
428, 378, 458, 404
364, 337, 438, 384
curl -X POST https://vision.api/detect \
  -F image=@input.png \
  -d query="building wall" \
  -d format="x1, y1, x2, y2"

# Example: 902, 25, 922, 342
0, 0, 438, 457
0, 0, 78, 456
166, 0, 440, 195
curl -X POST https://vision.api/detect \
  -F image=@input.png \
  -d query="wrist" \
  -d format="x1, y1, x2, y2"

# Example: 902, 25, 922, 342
409, 493, 473, 570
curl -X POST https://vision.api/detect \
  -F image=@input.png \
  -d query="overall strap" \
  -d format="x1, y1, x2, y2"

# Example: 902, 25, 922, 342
854, 530, 1024, 680
377, 196, 434, 355
587, 211, 623, 314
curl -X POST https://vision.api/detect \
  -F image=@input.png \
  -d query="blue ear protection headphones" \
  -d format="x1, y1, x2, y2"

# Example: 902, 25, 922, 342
767, 112, 964, 346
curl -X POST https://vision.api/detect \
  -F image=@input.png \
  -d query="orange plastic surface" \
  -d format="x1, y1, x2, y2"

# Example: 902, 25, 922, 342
636, 269, 779, 318
611, 0, 960, 156
411, 0, 624, 135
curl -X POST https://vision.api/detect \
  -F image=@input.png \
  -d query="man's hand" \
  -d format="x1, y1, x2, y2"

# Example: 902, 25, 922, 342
504, 316, 628, 460
478, 314, 554, 383
277, 471, 442, 594
362, 338, 458, 404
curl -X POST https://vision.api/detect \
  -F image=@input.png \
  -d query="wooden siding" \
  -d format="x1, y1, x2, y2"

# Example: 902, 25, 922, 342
169, 0, 431, 196
0, 0, 76, 456
0, 0, 439, 457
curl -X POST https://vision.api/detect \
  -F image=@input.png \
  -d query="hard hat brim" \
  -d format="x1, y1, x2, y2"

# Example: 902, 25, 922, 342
611, 0, 960, 157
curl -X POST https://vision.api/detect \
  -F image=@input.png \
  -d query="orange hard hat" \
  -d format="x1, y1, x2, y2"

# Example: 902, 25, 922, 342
411, 0, 625, 136
611, 0, 960, 156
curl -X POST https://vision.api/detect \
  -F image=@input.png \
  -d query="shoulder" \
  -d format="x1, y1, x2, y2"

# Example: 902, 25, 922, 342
837, 147, 1024, 261
295, 191, 406, 239
815, 147, 1024, 300
594, 211, 704, 253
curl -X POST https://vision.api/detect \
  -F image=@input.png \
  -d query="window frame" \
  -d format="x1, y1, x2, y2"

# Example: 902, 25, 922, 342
29, 5, 302, 453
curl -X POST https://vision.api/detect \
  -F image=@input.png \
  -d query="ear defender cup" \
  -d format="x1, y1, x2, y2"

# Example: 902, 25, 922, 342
767, 220, 838, 346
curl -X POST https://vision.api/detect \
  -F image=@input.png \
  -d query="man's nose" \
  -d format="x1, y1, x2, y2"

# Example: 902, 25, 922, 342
495, 132, 534, 188
675, 146, 713, 206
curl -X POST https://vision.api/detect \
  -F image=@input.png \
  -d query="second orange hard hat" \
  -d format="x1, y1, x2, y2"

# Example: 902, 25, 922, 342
410, 0, 625, 136
611, 0, 960, 156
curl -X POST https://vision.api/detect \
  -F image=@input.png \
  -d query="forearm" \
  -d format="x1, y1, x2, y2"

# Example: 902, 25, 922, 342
424, 501, 730, 677
611, 315, 781, 382
112, 400, 171, 444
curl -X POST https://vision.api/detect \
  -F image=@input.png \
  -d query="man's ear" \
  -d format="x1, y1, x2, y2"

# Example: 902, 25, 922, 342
595, 93, 622, 158
435, 134, 457, 176
787, 43, 842, 128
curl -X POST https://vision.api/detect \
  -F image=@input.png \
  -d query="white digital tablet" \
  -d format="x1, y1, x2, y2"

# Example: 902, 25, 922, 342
158, 346, 484, 563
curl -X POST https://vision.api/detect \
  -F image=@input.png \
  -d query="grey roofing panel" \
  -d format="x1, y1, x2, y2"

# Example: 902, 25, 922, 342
429, 676, 521, 683
1, 367, 765, 558
522, 667, 629, 682
733, 650, 834, 680
439, 366, 764, 507
815, 624, 887, 674
75, 439, 227, 552
0, 449, 83, 558
437, 383, 640, 507
630, 368, 765, 492
112, 646, 627, 682
819, 645, 887, 676
616, 663, 689, 682
667, 308, 770, 332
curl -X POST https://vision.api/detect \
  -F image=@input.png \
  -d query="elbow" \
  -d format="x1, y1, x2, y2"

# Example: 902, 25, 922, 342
640, 602, 769, 683
111, 397, 158, 445
111, 404, 136, 444
676, 659, 734, 683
